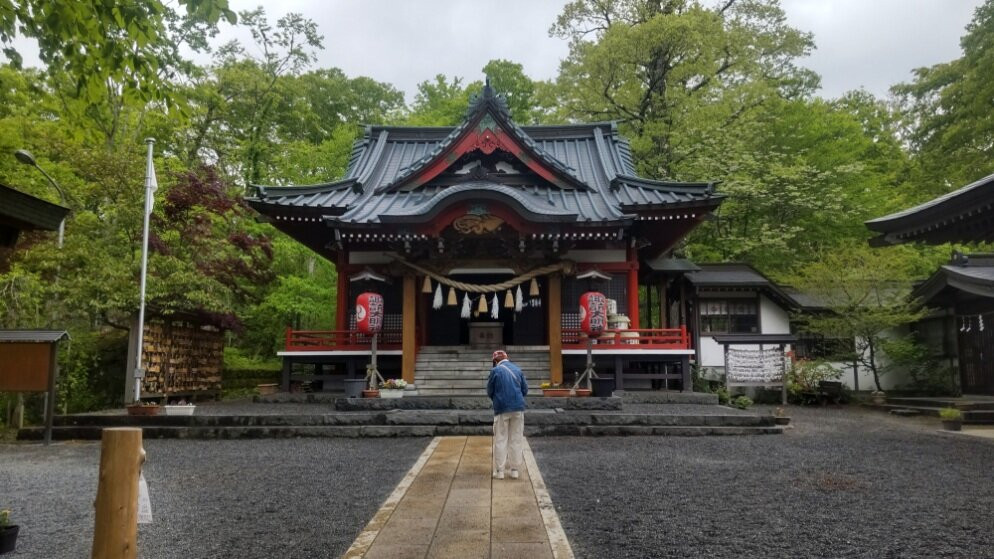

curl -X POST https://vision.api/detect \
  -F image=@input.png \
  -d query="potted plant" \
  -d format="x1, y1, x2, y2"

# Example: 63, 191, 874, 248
126, 401, 161, 416
362, 388, 380, 398
573, 388, 592, 397
540, 382, 570, 397
939, 407, 963, 431
870, 390, 886, 405
773, 406, 791, 426
379, 378, 407, 398
163, 400, 196, 416
257, 383, 279, 396
0, 509, 18, 555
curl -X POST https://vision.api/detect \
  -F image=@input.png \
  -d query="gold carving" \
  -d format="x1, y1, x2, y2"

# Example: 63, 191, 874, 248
452, 214, 504, 235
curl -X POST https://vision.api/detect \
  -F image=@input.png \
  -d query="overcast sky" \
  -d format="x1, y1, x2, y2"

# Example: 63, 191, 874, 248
8, 0, 984, 101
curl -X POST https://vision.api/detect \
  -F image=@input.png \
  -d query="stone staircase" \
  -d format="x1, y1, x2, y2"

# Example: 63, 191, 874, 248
414, 346, 550, 396
881, 396, 994, 424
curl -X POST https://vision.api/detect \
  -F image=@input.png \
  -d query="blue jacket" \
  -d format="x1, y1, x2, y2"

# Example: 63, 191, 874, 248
487, 359, 528, 415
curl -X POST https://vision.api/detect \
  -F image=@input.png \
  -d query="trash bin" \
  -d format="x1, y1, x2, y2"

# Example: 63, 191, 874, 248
344, 379, 367, 399
590, 377, 615, 398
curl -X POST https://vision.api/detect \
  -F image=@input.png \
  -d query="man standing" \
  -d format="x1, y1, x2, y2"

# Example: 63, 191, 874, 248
487, 349, 528, 480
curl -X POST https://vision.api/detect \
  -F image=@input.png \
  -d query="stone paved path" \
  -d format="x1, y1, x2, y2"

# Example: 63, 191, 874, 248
344, 436, 573, 559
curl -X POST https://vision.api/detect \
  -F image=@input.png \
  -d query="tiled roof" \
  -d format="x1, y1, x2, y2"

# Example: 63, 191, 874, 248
248, 85, 720, 225
0, 330, 70, 343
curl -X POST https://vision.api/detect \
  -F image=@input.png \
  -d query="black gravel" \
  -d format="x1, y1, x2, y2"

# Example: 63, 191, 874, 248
531, 406, 994, 559
1, 438, 429, 558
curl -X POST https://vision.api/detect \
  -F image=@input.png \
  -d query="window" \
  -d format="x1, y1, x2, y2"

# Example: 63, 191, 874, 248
700, 299, 758, 334
793, 333, 854, 360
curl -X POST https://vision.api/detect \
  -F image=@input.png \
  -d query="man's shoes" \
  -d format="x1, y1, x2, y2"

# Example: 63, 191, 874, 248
493, 471, 505, 480
510, 469, 519, 480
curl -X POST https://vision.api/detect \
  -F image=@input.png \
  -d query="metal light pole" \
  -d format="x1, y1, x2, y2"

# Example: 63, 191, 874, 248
14, 149, 67, 248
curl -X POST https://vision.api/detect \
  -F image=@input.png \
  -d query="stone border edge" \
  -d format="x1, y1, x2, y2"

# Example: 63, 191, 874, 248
524, 439, 575, 559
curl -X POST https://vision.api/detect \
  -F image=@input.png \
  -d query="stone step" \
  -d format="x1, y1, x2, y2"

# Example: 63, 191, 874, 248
416, 388, 489, 396
19, 424, 783, 440
884, 398, 994, 411
877, 404, 994, 424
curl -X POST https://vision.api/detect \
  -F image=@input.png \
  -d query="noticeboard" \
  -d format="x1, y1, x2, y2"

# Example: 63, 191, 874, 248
0, 342, 53, 392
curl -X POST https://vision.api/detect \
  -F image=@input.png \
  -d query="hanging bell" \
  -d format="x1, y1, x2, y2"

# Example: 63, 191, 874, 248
447, 287, 457, 306
529, 277, 540, 297
477, 294, 488, 314
422, 275, 432, 294
504, 289, 514, 309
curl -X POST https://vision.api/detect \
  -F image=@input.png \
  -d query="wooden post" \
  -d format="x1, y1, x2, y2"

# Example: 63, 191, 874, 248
92, 428, 144, 559
660, 280, 669, 328
547, 274, 563, 385
626, 245, 640, 329
335, 259, 348, 331
44, 342, 58, 445
402, 274, 416, 384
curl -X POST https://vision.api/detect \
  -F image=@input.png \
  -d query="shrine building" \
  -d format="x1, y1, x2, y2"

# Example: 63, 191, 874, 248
247, 82, 724, 393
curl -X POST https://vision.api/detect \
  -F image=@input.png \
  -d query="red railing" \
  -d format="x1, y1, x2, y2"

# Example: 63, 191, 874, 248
284, 328, 407, 351
561, 326, 690, 350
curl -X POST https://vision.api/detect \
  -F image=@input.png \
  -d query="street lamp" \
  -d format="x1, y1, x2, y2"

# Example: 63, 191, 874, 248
14, 149, 68, 248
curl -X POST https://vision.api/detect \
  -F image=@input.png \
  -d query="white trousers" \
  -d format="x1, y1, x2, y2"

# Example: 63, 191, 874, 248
493, 411, 525, 473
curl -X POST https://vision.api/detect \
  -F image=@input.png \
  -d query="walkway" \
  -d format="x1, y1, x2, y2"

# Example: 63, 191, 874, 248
344, 436, 573, 559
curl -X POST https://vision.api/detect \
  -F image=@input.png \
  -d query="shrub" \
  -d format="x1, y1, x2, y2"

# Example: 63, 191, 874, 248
732, 395, 753, 409
938, 407, 963, 421
716, 387, 730, 405
788, 359, 842, 405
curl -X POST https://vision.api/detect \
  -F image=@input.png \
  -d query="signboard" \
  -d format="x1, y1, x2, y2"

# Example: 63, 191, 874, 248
356, 292, 384, 335
579, 291, 608, 336
0, 343, 51, 392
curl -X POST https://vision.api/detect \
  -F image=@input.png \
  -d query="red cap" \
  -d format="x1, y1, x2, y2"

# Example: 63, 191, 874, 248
492, 350, 508, 363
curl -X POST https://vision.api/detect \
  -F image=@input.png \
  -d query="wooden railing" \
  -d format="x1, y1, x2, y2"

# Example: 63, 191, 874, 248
284, 328, 407, 351
561, 326, 690, 350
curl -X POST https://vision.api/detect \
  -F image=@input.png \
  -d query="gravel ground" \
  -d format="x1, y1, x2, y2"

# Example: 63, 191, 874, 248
531, 406, 994, 559
0, 438, 429, 558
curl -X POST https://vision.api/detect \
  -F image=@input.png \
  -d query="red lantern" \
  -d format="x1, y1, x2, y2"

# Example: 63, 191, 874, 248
579, 291, 607, 336
356, 293, 384, 334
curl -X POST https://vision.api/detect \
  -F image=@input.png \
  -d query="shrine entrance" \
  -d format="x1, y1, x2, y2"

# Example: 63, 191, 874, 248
424, 272, 547, 347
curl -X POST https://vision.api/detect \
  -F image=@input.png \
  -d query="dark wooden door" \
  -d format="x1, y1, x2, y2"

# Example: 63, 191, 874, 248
959, 312, 994, 395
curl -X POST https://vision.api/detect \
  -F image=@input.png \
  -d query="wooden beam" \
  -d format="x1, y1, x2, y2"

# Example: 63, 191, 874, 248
335, 253, 348, 331
627, 245, 640, 329
548, 274, 563, 384
402, 274, 417, 384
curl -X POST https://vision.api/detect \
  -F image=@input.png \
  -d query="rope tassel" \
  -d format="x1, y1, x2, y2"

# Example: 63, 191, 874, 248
447, 287, 457, 306
529, 277, 540, 297
477, 294, 488, 314
422, 275, 432, 294
504, 289, 514, 309
433, 283, 443, 309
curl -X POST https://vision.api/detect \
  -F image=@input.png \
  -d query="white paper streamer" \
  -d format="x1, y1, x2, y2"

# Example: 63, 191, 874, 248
461, 293, 471, 319
515, 285, 524, 312
433, 283, 443, 309
491, 294, 499, 319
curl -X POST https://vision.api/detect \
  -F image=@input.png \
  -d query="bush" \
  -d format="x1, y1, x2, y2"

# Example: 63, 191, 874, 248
788, 359, 842, 405
731, 395, 753, 409
716, 387, 730, 405
938, 407, 963, 421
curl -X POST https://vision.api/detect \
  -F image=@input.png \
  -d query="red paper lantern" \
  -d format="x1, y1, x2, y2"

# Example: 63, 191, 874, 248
356, 292, 384, 334
579, 291, 607, 336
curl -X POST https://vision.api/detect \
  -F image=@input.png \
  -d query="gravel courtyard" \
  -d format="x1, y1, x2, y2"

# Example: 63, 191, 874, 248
531, 406, 994, 559
2, 406, 993, 558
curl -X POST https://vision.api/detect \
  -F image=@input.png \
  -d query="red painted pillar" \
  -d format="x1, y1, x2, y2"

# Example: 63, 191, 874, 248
335, 254, 348, 331
627, 244, 640, 329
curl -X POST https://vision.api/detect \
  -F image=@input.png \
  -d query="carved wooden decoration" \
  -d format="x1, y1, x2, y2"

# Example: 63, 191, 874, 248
452, 213, 504, 235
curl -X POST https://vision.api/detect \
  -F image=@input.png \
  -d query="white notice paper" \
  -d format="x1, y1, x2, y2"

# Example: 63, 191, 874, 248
138, 472, 153, 524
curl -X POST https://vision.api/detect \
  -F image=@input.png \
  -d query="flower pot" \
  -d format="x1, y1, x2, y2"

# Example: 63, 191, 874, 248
573, 388, 592, 397
543, 389, 570, 397
0, 525, 18, 555
774, 416, 791, 426
257, 383, 279, 396
590, 377, 615, 398
942, 419, 962, 431
126, 405, 160, 417
164, 405, 196, 416
362, 389, 380, 398
380, 389, 404, 399
870, 391, 886, 405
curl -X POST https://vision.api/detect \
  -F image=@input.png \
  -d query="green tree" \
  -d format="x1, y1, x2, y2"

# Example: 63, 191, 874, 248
788, 244, 930, 392
893, 0, 994, 194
